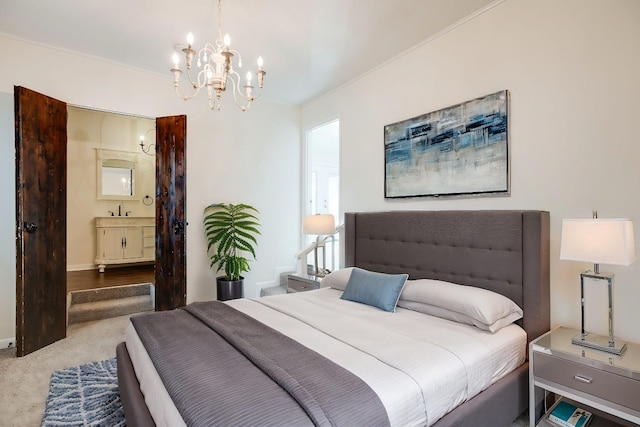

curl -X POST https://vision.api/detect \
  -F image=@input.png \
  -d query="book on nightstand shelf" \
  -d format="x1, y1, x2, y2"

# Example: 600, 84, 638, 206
547, 401, 592, 427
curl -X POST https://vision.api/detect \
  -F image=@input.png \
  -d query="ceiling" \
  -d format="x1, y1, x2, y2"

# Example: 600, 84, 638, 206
0, 0, 496, 106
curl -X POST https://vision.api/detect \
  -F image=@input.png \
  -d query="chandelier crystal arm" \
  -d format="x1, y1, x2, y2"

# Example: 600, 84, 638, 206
169, 0, 265, 111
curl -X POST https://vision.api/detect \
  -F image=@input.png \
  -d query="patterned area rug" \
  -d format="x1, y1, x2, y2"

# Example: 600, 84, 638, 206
42, 358, 125, 426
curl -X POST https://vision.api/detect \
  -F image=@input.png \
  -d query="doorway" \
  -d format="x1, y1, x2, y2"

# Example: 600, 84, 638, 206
15, 87, 187, 356
66, 106, 156, 292
304, 119, 340, 270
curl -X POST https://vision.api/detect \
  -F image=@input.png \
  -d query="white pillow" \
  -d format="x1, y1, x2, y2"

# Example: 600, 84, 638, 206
319, 267, 354, 290
398, 279, 523, 333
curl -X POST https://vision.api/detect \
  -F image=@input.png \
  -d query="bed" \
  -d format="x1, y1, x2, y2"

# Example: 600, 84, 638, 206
117, 209, 550, 427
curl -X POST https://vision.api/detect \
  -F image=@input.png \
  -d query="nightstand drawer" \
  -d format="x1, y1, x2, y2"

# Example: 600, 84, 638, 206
534, 352, 640, 412
287, 276, 320, 293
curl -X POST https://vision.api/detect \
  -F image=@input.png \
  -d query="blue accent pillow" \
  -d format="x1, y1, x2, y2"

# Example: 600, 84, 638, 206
340, 268, 408, 312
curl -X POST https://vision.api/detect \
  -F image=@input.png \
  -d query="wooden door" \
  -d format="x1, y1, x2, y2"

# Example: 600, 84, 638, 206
155, 115, 187, 310
15, 86, 67, 357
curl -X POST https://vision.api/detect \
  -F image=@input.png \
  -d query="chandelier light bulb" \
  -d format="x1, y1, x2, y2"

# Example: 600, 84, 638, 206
186, 32, 194, 46
257, 56, 264, 69
172, 52, 179, 66
223, 34, 230, 47
246, 71, 252, 82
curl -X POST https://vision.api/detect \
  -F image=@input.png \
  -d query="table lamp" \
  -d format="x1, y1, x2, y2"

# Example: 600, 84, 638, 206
560, 216, 636, 355
302, 214, 335, 277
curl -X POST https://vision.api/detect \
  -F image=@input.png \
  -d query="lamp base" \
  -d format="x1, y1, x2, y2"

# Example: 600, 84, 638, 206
571, 333, 627, 356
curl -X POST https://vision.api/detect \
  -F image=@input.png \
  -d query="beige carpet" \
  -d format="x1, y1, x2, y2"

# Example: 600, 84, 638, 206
0, 315, 130, 427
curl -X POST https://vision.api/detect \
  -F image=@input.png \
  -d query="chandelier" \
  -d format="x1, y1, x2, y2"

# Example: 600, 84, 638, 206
170, 0, 266, 112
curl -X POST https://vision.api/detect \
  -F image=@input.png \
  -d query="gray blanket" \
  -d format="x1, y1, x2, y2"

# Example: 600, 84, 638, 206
131, 301, 390, 427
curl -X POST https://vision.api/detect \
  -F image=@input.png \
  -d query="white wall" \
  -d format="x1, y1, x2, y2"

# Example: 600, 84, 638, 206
0, 35, 301, 342
302, 0, 640, 342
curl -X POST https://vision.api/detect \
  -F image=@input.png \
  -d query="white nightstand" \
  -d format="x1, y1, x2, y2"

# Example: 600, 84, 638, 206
286, 274, 321, 293
529, 326, 640, 426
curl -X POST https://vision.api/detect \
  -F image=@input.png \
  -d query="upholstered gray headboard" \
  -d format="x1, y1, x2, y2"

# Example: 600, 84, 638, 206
344, 210, 550, 341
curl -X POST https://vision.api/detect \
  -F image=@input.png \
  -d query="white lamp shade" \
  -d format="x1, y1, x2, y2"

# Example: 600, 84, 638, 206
303, 214, 335, 235
560, 218, 636, 265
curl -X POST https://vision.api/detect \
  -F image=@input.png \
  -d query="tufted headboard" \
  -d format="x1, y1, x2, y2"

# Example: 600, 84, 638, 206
344, 210, 550, 341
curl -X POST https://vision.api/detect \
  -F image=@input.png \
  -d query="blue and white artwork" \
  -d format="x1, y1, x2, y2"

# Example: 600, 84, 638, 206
384, 90, 509, 198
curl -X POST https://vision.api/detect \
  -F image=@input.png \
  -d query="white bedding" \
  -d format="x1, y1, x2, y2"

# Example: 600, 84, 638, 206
126, 288, 526, 427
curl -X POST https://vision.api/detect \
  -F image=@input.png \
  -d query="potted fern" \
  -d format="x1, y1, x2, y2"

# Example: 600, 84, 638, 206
203, 203, 261, 300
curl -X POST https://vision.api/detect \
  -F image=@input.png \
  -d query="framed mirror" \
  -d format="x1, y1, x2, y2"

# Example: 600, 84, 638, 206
96, 148, 140, 200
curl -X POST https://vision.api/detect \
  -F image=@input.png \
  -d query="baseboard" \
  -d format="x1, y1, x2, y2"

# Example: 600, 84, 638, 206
0, 337, 15, 349
67, 264, 97, 272
67, 263, 153, 272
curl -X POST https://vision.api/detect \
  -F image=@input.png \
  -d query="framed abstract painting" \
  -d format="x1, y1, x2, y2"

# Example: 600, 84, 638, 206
384, 90, 509, 199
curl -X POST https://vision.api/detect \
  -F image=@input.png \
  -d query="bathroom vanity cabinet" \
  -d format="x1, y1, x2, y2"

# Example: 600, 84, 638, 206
95, 217, 155, 272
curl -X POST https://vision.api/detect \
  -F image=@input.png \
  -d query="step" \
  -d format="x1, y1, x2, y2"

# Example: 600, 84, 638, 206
69, 283, 152, 304
260, 285, 287, 297
68, 294, 154, 325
